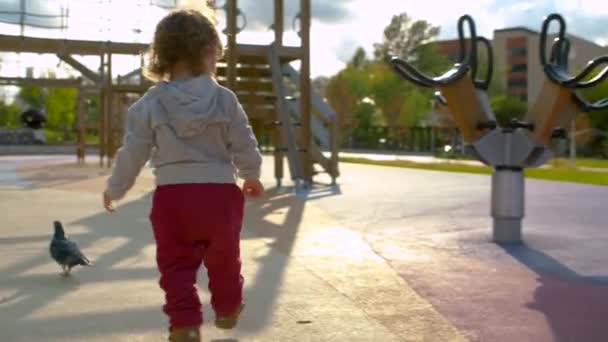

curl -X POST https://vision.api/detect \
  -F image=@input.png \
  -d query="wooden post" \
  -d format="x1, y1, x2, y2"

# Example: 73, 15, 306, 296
330, 117, 339, 184
98, 53, 106, 167
300, 0, 313, 183
569, 118, 576, 168
75, 89, 85, 164
226, 0, 238, 90
105, 49, 114, 168
140, 53, 145, 86
274, 0, 283, 45
273, 0, 285, 186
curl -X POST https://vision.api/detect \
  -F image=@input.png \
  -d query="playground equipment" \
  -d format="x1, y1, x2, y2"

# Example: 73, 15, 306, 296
0, 0, 339, 188
214, 0, 339, 188
391, 14, 608, 244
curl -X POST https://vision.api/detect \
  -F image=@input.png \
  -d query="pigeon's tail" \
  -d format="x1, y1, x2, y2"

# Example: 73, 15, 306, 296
80, 255, 92, 266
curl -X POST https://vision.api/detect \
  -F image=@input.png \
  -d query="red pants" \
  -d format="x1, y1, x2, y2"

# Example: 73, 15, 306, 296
150, 183, 244, 328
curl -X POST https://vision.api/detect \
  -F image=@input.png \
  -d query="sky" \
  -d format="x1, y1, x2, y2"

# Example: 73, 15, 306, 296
1, 0, 608, 79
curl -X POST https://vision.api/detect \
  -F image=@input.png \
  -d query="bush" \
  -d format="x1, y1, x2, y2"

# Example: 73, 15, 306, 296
0, 102, 21, 128
490, 95, 527, 127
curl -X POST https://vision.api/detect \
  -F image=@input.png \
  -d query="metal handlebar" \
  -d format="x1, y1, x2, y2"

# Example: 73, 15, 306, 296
457, 14, 477, 67
217, 2, 248, 34
541, 13, 608, 111
473, 36, 494, 90
572, 92, 608, 111
389, 14, 477, 88
540, 13, 566, 69
540, 13, 608, 88
508, 119, 535, 131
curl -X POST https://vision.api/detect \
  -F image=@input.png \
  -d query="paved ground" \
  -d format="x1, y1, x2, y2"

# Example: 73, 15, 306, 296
1, 154, 607, 341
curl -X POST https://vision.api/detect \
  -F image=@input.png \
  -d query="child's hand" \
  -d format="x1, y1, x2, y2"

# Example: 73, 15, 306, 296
103, 191, 115, 213
243, 179, 264, 198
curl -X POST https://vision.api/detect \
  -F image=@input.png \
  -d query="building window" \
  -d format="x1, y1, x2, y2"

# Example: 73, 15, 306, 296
509, 47, 527, 57
511, 63, 527, 72
508, 78, 527, 88
518, 93, 527, 102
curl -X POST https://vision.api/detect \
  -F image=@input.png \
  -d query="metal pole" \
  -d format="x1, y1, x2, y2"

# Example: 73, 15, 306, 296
491, 166, 524, 244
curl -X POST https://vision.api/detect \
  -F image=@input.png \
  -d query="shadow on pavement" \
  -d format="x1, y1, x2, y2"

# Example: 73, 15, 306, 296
503, 244, 608, 341
0, 177, 342, 340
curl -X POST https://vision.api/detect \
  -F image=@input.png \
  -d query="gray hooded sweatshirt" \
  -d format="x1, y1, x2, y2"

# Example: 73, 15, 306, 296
105, 75, 262, 200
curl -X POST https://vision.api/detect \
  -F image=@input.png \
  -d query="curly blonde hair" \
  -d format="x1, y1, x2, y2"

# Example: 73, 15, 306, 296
144, 8, 223, 81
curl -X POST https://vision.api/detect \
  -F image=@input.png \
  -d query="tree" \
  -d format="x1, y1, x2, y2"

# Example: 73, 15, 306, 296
0, 101, 21, 128
490, 95, 527, 127
373, 13, 440, 63
579, 77, 608, 156
326, 64, 369, 129
18, 86, 46, 109
475, 44, 506, 97
45, 87, 77, 134
312, 76, 330, 98
349, 47, 368, 70
369, 13, 449, 128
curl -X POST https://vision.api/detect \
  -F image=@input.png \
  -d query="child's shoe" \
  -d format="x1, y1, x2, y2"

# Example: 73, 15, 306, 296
215, 303, 245, 330
168, 326, 200, 342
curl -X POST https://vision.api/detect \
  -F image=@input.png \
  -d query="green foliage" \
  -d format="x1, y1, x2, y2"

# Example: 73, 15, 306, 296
373, 13, 440, 62
410, 44, 451, 76
0, 101, 21, 128
43, 128, 66, 144
44, 87, 77, 131
582, 86, 608, 156
18, 86, 46, 108
400, 87, 429, 127
325, 11, 482, 146
476, 45, 507, 96
349, 47, 368, 69
490, 95, 527, 126
16, 85, 78, 132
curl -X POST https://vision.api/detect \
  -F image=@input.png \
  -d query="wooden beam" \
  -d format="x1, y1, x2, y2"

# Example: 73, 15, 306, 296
226, 0, 238, 90
105, 51, 115, 168
274, 0, 284, 45
98, 54, 106, 167
112, 84, 152, 93
236, 93, 277, 106
216, 67, 272, 79
0, 77, 81, 87
0, 34, 302, 60
217, 79, 274, 92
57, 54, 101, 83
0, 34, 147, 55
300, 0, 313, 182
221, 44, 301, 62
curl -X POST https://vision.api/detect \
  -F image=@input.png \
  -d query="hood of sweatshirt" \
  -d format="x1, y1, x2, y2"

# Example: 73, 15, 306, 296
154, 75, 230, 137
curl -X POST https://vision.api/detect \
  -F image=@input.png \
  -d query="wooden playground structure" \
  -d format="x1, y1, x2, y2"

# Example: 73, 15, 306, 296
0, 0, 340, 186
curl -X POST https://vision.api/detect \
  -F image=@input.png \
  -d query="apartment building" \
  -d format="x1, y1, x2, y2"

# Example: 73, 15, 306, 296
434, 26, 608, 107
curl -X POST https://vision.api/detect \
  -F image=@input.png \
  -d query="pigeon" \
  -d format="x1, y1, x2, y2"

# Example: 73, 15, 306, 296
49, 221, 91, 276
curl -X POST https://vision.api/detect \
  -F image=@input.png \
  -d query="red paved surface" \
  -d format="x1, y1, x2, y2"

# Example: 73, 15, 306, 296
393, 249, 608, 342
